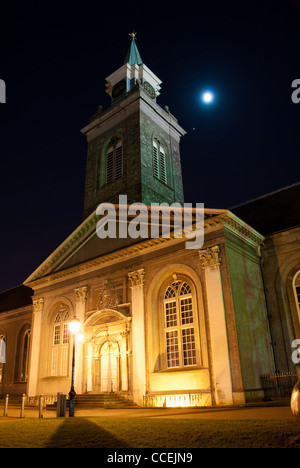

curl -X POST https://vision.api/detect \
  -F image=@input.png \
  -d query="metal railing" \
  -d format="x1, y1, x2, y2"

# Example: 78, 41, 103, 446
260, 372, 298, 400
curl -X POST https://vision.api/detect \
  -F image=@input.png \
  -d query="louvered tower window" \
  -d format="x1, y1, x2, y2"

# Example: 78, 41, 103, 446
106, 137, 123, 184
153, 139, 167, 184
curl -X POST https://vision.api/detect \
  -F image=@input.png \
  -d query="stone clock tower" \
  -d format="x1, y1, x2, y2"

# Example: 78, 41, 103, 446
81, 32, 186, 220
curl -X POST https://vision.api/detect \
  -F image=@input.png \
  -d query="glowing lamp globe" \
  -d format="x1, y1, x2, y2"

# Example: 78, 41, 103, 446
76, 333, 84, 343
291, 380, 300, 422
69, 318, 81, 335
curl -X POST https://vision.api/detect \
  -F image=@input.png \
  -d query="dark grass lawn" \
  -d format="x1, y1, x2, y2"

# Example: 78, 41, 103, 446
0, 417, 299, 448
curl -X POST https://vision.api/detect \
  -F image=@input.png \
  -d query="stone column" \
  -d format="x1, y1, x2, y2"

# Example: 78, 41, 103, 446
120, 328, 130, 392
199, 246, 233, 405
27, 298, 44, 397
128, 268, 146, 406
74, 286, 89, 394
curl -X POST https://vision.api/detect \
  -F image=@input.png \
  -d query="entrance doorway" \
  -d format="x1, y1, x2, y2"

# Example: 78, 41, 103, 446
100, 340, 119, 392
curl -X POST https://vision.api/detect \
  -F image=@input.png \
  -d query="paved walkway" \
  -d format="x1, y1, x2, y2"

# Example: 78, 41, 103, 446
0, 401, 294, 420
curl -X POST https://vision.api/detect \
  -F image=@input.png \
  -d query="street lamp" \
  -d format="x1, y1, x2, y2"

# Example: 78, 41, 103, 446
68, 318, 82, 417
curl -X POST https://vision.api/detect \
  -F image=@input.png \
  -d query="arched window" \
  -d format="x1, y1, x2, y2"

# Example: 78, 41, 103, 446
153, 138, 167, 184
51, 306, 70, 376
105, 137, 123, 184
0, 333, 6, 384
20, 329, 31, 382
163, 277, 197, 368
294, 271, 300, 322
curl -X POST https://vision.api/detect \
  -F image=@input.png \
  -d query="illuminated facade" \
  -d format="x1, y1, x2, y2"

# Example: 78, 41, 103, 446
0, 36, 299, 407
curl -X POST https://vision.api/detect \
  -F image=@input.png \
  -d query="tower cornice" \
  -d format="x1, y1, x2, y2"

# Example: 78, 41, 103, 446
80, 86, 186, 141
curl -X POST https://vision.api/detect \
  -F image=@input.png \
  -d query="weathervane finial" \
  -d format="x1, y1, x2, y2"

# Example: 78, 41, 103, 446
129, 30, 137, 40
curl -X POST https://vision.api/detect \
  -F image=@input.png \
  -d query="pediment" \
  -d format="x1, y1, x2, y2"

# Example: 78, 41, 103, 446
24, 206, 260, 288
24, 209, 142, 285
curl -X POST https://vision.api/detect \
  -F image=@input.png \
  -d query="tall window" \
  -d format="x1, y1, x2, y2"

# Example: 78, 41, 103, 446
163, 277, 197, 368
20, 329, 31, 382
0, 333, 6, 384
51, 307, 70, 376
294, 272, 300, 321
106, 137, 123, 184
153, 139, 167, 184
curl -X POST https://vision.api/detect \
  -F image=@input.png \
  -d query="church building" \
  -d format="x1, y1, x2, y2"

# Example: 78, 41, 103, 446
0, 34, 299, 408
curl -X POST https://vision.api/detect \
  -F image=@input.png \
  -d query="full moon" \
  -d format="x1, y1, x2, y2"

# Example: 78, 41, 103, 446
202, 91, 214, 104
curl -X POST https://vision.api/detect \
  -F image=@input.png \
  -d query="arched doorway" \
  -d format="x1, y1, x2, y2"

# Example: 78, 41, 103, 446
83, 309, 130, 394
99, 340, 119, 393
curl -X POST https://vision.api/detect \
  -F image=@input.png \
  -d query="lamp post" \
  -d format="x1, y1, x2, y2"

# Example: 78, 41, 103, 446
68, 318, 82, 417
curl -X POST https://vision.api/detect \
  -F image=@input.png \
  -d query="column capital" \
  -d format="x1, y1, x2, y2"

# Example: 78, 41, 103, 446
128, 268, 145, 288
32, 297, 44, 313
199, 246, 221, 269
74, 286, 89, 303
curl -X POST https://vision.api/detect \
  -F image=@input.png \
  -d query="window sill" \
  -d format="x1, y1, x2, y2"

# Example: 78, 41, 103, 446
42, 375, 70, 381
153, 365, 206, 374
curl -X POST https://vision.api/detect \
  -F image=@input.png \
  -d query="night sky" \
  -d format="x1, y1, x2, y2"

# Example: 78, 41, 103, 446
1, 0, 300, 292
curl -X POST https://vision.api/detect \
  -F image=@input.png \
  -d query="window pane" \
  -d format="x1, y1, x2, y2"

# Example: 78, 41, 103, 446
182, 328, 196, 366
164, 286, 176, 299
51, 347, 60, 376
180, 297, 193, 325
165, 300, 177, 328
62, 310, 69, 321
297, 286, 300, 307
180, 282, 191, 295
166, 330, 179, 367
54, 313, 61, 323
62, 323, 70, 344
54, 325, 60, 345
60, 346, 69, 376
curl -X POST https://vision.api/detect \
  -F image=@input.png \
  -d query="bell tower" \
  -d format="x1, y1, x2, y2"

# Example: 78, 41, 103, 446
81, 32, 186, 220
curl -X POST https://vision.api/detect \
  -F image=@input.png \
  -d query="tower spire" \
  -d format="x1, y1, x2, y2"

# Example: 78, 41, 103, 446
124, 30, 143, 66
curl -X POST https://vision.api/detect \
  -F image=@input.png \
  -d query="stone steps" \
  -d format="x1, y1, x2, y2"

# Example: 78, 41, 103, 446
75, 393, 139, 408
47, 393, 139, 410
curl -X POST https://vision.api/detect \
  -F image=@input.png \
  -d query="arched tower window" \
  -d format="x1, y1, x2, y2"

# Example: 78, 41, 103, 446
105, 136, 123, 184
153, 138, 167, 184
51, 306, 70, 376
163, 277, 197, 368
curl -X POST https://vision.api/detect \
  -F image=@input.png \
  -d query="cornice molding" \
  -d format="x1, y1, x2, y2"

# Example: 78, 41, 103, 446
24, 209, 264, 289
220, 211, 264, 248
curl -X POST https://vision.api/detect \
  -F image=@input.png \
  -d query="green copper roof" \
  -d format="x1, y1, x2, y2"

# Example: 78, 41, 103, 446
124, 33, 143, 66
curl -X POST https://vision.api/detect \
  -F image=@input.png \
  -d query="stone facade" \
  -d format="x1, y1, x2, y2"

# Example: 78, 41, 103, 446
0, 39, 299, 407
